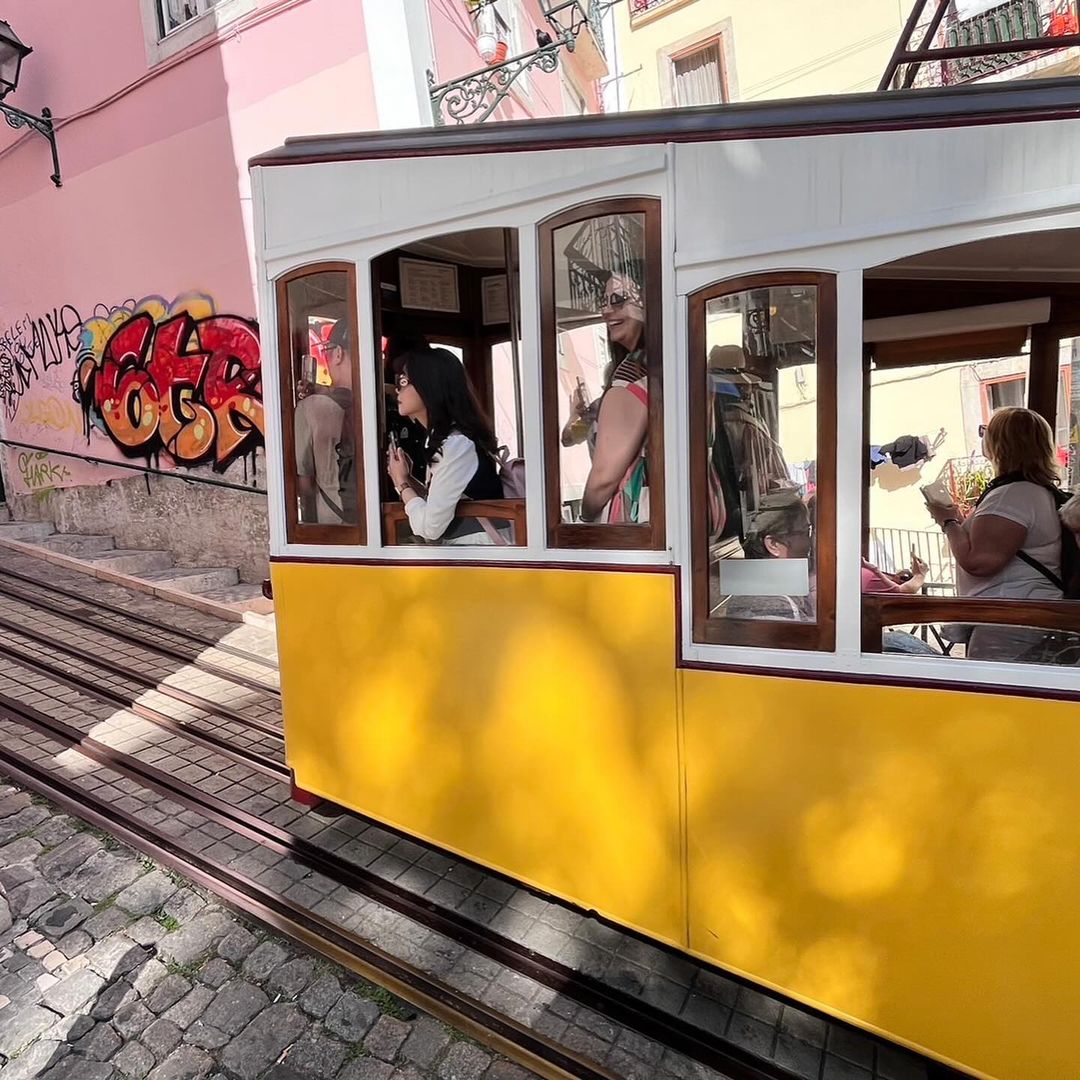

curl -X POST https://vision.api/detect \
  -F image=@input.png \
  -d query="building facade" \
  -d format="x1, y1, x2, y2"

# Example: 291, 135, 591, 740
0, 0, 605, 581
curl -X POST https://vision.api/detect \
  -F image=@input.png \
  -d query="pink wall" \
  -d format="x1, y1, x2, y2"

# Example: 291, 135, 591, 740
0, 0, 379, 495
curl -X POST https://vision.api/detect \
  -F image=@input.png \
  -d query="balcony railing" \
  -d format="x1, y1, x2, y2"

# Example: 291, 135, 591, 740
919, 0, 1079, 85
629, 0, 682, 19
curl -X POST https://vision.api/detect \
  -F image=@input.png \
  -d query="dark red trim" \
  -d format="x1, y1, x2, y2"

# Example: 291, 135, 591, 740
249, 79, 1080, 169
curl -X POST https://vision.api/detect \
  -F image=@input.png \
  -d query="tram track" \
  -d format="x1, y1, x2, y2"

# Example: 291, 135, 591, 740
0, 577, 280, 696
0, 740, 612, 1080
0, 605, 283, 741
0, 638, 285, 779
0, 650, 799, 1080
0, 562, 279, 671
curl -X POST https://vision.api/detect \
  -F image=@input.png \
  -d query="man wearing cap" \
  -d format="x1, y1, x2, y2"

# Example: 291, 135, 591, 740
295, 319, 356, 525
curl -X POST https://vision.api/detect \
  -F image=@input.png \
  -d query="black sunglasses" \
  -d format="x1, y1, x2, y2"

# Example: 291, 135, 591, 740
600, 292, 639, 311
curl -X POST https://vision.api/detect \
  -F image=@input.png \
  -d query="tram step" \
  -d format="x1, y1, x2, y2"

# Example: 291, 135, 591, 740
141, 566, 240, 593
194, 583, 274, 614
86, 549, 175, 575
36, 534, 117, 556
0, 521, 55, 541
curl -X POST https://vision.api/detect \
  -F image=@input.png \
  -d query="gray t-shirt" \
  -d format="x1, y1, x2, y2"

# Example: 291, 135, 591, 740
958, 481, 1062, 599
294, 394, 346, 525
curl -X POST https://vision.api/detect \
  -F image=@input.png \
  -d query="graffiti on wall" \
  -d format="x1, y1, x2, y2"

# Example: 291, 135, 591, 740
17, 450, 71, 491
75, 293, 264, 471
0, 305, 85, 419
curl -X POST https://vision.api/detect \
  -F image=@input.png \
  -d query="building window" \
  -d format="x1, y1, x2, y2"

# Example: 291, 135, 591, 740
671, 39, 725, 107
140, 0, 255, 65
276, 265, 365, 546
539, 198, 665, 550
157, 0, 215, 36
688, 273, 837, 650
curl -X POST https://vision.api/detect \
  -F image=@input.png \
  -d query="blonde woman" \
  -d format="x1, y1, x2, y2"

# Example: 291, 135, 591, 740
925, 407, 1063, 661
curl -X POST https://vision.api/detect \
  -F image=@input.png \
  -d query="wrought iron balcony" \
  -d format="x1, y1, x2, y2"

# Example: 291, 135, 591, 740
927, 0, 1078, 84
629, 0, 682, 18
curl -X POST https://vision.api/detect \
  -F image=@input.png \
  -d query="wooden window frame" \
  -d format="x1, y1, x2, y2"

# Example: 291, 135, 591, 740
276, 262, 365, 547
688, 271, 837, 651
538, 197, 665, 551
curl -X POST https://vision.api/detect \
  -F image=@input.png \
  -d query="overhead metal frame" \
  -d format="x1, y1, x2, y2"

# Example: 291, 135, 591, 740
879, 0, 1080, 91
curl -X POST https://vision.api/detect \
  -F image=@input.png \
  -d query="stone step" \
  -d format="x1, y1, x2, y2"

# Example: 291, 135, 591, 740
86, 549, 174, 575
142, 566, 239, 594
195, 583, 274, 615
0, 521, 55, 542
36, 534, 117, 557
0, 504, 10, 523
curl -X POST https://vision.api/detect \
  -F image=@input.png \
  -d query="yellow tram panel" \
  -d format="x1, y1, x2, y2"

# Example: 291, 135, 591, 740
682, 672, 1080, 1080
272, 560, 686, 947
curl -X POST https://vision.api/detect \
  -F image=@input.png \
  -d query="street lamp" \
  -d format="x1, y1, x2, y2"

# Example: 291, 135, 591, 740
0, 20, 61, 187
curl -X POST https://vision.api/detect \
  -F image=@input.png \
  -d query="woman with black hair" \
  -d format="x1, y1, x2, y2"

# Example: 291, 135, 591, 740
386, 347, 503, 543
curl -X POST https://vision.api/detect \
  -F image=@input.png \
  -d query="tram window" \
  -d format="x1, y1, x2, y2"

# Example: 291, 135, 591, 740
276, 264, 364, 545
689, 274, 837, 651
372, 228, 526, 547
539, 199, 664, 549
860, 271, 1080, 666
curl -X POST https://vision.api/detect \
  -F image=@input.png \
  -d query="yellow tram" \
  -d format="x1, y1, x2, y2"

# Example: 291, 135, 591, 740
251, 80, 1080, 1080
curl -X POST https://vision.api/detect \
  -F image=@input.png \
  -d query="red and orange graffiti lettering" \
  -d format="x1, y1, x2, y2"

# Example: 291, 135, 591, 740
78, 305, 262, 470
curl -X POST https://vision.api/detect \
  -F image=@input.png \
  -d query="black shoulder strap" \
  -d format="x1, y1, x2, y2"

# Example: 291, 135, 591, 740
1015, 550, 1065, 592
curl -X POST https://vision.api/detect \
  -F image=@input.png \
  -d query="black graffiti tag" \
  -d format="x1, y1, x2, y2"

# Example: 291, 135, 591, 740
0, 305, 84, 419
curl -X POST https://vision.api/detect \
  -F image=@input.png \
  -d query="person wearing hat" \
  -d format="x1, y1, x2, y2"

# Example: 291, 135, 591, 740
724, 490, 815, 621
295, 318, 357, 525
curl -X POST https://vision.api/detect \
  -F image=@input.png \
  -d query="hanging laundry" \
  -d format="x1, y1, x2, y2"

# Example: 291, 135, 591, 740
879, 434, 931, 470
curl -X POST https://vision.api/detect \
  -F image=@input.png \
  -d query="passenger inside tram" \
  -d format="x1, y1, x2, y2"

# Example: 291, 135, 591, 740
924, 406, 1066, 661
293, 314, 358, 526
551, 212, 652, 527
576, 266, 649, 524
386, 348, 505, 544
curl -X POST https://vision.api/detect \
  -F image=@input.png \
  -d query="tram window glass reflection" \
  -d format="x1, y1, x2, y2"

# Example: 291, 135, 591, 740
541, 200, 663, 549
372, 228, 525, 547
277, 266, 363, 545
690, 275, 836, 651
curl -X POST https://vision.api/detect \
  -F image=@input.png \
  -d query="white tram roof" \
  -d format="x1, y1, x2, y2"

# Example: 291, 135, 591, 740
250, 79, 1080, 279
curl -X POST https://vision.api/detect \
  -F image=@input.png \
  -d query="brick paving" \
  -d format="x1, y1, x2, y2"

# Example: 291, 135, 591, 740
0, 548, 935, 1080
0, 779, 539, 1080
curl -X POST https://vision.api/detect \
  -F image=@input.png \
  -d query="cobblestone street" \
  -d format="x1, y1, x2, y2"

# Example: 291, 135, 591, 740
0, 781, 535, 1080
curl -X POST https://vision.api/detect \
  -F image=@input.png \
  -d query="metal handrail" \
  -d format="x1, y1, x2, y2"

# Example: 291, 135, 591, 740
0, 439, 266, 496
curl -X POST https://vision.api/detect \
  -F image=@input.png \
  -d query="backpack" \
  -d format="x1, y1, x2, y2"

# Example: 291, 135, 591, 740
978, 476, 1080, 599
492, 446, 525, 500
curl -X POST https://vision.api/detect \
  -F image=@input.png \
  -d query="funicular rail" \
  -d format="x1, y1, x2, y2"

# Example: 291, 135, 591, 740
0, 562, 278, 670
0, 577, 281, 696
